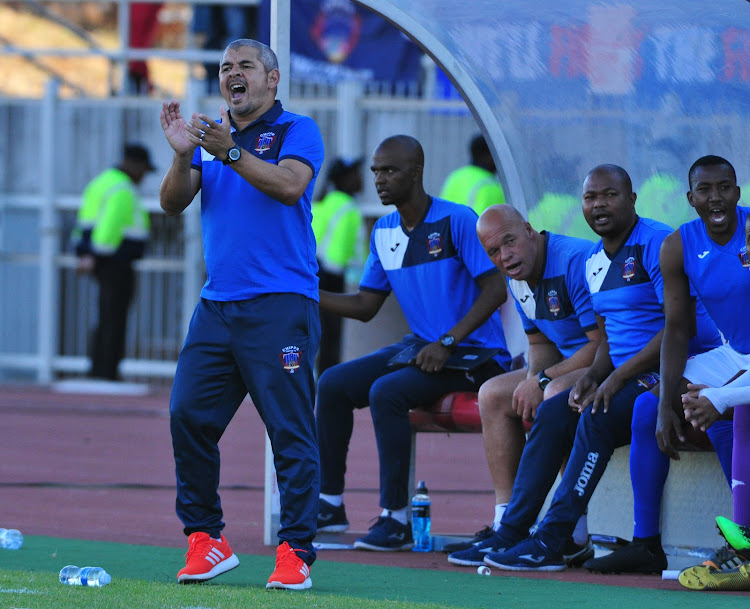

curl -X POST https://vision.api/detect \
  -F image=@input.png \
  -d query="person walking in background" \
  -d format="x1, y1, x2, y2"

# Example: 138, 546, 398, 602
315, 134, 512, 551
446, 204, 600, 568
439, 133, 506, 216
159, 38, 324, 590
312, 156, 366, 376
71, 143, 153, 381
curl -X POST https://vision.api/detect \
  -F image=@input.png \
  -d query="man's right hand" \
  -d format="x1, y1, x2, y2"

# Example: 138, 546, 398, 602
655, 402, 684, 461
568, 373, 598, 413
160, 100, 198, 155
511, 376, 543, 421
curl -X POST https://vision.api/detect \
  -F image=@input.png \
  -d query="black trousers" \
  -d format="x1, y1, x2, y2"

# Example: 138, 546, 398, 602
90, 258, 135, 380
317, 267, 345, 377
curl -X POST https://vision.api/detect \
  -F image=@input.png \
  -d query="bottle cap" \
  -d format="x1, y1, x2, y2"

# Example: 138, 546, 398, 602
100, 572, 112, 585
417, 480, 428, 492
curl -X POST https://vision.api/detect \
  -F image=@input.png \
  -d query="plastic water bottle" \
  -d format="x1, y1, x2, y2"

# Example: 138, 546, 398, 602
59, 565, 111, 587
0, 528, 23, 550
411, 480, 432, 552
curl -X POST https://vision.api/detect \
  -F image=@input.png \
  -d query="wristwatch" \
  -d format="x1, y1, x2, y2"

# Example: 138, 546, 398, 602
538, 370, 552, 391
223, 145, 241, 165
439, 334, 456, 350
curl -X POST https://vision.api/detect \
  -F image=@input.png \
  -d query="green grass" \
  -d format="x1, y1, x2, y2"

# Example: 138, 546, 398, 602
0, 569, 449, 609
1, 536, 750, 609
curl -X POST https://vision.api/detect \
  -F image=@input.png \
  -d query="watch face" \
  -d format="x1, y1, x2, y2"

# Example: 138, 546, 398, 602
229, 147, 241, 161
441, 335, 455, 347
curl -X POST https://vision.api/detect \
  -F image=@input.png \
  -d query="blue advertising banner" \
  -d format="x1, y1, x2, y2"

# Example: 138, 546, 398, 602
258, 0, 423, 84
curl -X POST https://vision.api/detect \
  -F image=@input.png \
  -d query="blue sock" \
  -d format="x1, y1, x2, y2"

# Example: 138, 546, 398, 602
706, 419, 733, 487
630, 392, 668, 539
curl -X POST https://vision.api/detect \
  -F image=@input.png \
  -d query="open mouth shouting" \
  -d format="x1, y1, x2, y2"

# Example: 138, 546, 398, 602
228, 81, 246, 102
707, 206, 727, 225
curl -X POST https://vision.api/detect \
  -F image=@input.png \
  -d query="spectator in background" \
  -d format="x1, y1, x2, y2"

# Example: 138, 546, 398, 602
312, 157, 366, 376
127, 2, 163, 95
191, 4, 257, 95
316, 135, 512, 551
439, 134, 506, 216
71, 143, 154, 381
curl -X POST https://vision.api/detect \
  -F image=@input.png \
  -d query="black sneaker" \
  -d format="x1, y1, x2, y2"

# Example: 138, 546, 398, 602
353, 515, 414, 551
447, 530, 515, 566
442, 526, 494, 554
583, 541, 667, 574
562, 538, 595, 567
317, 499, 349, 533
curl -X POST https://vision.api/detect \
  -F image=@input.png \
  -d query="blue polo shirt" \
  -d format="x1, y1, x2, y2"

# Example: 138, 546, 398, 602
585, 216, 721, 368
508, 232, 597, 359
360, 197, 511, 370
679, 205, 750, 354
191, 101, 325, 301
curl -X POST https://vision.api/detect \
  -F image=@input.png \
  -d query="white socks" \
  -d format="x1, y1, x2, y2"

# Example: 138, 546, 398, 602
382, 507, 408, 524
320, 493, 343, 507
573, 513, 589, 546
493, 503, 508, 530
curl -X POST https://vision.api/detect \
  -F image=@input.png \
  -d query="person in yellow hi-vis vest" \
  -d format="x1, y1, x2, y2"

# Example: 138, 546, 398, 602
312, 157, 365, 375
439, 134, 506, 216
71, 143, 154, 381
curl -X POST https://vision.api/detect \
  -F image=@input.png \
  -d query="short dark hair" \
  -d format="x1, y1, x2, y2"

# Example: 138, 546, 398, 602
688, 155, 736, 188
585, 164, 633, 193
224, 39, 278, 73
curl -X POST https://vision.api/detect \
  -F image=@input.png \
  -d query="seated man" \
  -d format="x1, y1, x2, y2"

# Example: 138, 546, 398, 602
315, 135, 512, 551
447, 204, 600, 567
679, 371, 750, 592
478, 164, 721, 571
584, 155, 745, 574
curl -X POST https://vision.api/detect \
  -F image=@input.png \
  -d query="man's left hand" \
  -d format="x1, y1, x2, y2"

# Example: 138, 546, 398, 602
414, 342, 451, 373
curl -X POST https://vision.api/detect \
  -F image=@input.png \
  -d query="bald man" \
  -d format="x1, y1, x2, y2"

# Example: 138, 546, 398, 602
479, 165, 721, 572
447, 205, 600, 567
315, 135, 512, 551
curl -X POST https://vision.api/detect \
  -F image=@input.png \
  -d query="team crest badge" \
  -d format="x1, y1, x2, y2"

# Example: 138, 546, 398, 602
546, 290, 561, 316
622, 256, 636, 281
255, 132, 276, 155
427, 232, 443, 257
310, 1, 362, 64
280, 346, 302, 373
739, 246, 750, 269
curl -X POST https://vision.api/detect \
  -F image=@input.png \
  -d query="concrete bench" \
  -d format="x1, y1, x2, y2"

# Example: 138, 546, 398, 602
408, 391, 732, 554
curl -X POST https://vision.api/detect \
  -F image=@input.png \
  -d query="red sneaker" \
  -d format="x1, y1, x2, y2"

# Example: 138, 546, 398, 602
266, 541, 312, 590
177, 532, 240, 583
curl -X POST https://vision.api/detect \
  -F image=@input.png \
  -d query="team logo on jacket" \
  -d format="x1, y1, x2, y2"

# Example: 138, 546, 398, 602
740, 246, 750, 269
546, 290, 560, 316
280, 346, 301, 373
427, 232, 443, 257
622, 256, 636, 281
255, 132, 276, 155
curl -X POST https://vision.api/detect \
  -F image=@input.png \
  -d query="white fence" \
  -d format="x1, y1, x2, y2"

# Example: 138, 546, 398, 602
0, 80, 479, 384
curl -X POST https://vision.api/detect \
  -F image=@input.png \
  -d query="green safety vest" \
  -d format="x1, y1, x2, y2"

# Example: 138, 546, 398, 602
312, 190, 365, 274
439, 165, 506, 215
71, 168, 149, 258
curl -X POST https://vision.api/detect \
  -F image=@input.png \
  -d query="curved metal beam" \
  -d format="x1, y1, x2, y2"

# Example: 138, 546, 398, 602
353, 0, 528, 217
